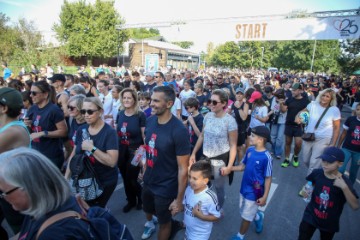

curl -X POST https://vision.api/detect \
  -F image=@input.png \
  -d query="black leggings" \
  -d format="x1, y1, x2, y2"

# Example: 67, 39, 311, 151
298, 221, 335, 240
118, 147, 142, 205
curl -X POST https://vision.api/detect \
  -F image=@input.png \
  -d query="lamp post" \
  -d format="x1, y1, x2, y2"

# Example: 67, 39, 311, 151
261, 47, 264, 69
117, 30, 120, 67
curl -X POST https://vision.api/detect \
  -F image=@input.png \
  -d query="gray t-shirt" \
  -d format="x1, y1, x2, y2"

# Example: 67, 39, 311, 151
203, 112, 237, 158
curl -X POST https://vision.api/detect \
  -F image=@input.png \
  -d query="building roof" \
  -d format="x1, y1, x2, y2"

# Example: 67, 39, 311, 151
131, 38, 199, 56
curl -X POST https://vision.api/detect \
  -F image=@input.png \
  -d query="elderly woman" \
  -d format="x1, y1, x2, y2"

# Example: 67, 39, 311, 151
116, 88, 146, 213
67, 95, 86, 148
24, 81, 68, 169
66, 97, 119, 207
0, 148, 92, 239
299, 88, 341, 175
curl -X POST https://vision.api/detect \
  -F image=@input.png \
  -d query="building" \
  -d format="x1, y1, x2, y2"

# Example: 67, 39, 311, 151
128, 38, 200, 70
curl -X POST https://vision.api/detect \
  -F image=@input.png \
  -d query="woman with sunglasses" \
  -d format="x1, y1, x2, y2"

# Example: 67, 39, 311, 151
24, 81, 68, 169
190, 89, 238, 211
67, 95, 86, 151
66, 97, 119, 207
116, 88, 146, 213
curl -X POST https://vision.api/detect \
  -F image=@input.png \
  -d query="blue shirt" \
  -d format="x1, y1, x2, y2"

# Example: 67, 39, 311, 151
3, 67, 12, 80
240, 146, 272, 201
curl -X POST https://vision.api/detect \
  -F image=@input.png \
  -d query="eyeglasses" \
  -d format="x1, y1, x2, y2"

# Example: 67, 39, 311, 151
0, 187, 20, 199
80, 109, 99, 115
30, 91, 42, 96
68, 105, 76, 111
207, 99, 221, 106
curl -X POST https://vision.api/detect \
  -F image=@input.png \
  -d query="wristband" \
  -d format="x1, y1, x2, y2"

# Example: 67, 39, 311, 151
91, 146, 97, 154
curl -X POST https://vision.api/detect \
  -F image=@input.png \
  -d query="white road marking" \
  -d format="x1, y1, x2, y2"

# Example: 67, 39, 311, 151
115, 183, 124, 191
259, 183, 278, 212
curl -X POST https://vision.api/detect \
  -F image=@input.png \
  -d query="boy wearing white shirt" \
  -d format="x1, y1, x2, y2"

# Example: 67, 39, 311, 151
183, 160, 221, 240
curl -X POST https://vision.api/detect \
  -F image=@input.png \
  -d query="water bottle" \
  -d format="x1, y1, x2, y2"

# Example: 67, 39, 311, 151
82, 128, 91, 156
303, 181, 313, 203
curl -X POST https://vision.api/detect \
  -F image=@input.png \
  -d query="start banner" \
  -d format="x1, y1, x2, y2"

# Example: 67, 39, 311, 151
234, 16, 360, 41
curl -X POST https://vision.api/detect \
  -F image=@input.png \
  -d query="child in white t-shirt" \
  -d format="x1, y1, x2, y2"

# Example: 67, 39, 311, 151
183, 160, 221, 240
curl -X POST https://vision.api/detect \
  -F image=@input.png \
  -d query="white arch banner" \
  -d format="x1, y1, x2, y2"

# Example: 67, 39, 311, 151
234, 16, 360, 41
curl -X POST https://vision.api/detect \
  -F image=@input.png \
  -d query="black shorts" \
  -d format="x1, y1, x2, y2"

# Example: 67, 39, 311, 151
284, 125, 303, 137
237, 131, 246, 146
142, 185, 173, 224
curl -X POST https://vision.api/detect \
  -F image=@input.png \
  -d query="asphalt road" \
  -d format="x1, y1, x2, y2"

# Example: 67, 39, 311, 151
108, 105, 360, 240
3, 105, 359, 240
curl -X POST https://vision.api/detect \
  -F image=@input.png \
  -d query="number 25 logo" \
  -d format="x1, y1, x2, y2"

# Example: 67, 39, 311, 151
333, 19, 358, 34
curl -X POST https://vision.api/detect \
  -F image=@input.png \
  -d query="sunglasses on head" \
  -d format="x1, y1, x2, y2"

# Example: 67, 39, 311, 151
80, 109, 99, 115
68, 105, 76, 111
207, 99, 221, 106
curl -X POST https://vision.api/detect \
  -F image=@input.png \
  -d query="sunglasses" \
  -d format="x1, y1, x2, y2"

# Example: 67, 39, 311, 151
0, 187, 20, 199
207, 99, 221, 106
68, 105, 76, 111
30, 91, 42, 96
80, 109, 99, 115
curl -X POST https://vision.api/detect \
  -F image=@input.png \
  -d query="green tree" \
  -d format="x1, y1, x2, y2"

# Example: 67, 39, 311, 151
171, 41, 194, 49
338, 39, 360, 74
129, 28, 160, 39
53, 0, 128, 64
210, 41, 241, 68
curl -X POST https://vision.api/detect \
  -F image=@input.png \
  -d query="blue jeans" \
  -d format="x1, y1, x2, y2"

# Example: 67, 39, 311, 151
339, 148, 360, 185
270, 123, 285, 156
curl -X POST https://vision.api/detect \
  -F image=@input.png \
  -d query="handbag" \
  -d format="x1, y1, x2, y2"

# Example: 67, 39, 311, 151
301, 106, 330, 142
68, 153, 103, 201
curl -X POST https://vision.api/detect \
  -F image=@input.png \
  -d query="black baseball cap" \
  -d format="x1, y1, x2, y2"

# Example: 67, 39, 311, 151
317, 147, 345, 163
251, 126, 271, 143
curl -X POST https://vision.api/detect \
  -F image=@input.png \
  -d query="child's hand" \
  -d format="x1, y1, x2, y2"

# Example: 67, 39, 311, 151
333, 174, 347, 190
256, 197, 267, 207
192, 201, 203, 218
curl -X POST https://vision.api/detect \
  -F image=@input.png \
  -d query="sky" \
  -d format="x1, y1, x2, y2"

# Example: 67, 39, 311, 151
0, 0, 359, 52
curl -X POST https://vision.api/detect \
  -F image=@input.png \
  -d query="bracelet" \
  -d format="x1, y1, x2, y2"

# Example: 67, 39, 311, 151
91, 146, 97, 154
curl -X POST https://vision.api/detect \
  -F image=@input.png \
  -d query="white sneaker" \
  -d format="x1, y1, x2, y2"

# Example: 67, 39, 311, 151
141, 221, 156, 239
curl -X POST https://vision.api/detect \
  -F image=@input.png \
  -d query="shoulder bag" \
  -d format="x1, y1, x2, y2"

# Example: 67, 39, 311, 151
301, 106, 330, 142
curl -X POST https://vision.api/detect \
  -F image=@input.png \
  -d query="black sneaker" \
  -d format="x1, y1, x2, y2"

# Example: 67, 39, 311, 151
122, 203, 136, 213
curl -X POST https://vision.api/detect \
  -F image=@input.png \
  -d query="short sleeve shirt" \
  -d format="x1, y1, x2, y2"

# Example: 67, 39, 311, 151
143, 115, 191, 198
202, 112, 237, 158
285, 97, 309, 126
75, 124, 119, 186
305, 101, 341, 139
240, 147, 273, 201
342, 116, 360, 152
303, 169, 358, 232
116, 110, 146, 148
27, 102, 65, 159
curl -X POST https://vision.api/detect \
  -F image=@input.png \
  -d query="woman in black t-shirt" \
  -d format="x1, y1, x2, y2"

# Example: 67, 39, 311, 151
116, 88, 146, 213
66, 97, 119, 208
24, 81, 68, 169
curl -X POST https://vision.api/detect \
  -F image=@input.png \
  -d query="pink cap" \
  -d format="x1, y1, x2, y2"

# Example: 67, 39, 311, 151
248, 91, 262, 103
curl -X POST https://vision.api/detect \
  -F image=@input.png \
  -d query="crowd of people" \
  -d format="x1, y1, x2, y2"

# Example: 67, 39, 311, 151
0, 61, 359, 240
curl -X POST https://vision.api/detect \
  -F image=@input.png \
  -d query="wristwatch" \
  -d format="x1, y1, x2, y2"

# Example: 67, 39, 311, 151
43, 130, 48, 137
91, 146, 97, 154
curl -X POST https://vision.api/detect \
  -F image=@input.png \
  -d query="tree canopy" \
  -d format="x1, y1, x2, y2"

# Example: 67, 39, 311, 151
53, 0, 128, 62
208, 40, 347, 73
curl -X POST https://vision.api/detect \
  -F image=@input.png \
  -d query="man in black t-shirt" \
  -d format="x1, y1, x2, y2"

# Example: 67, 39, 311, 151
280, 83, 309, 168
142, 86, 190, 240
